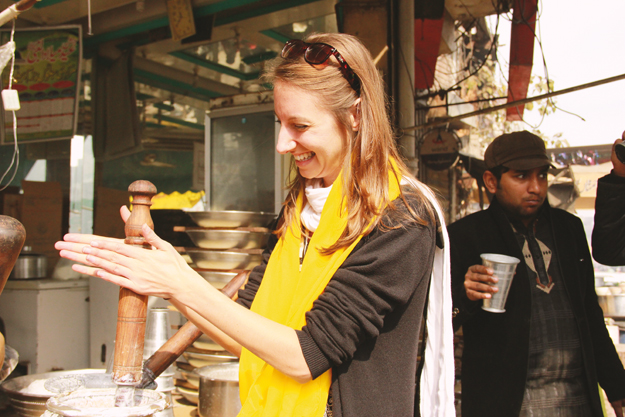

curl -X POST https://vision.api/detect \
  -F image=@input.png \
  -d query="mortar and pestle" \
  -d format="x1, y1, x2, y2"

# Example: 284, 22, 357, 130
44, 180, 248, 417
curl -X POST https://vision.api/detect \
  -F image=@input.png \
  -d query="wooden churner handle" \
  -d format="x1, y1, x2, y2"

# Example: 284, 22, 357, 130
0, 215, 26, 298
137, 270, 249, 389
112, 180, 157, 386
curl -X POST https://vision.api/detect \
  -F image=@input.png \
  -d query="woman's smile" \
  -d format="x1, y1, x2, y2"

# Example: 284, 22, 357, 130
294, 151, 316, 163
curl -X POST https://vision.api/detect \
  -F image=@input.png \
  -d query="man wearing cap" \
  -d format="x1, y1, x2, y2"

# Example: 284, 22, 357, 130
448, 130, 625, 417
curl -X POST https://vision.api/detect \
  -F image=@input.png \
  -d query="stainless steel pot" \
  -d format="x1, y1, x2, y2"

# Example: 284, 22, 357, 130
196, 362, 240, 417
9, 247, 47, 280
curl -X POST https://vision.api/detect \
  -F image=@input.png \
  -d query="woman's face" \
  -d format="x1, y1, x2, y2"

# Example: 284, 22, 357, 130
274, 81, 354, 187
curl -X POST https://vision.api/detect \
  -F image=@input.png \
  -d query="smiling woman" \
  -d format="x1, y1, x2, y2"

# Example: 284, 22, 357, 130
56, 32, 455, 417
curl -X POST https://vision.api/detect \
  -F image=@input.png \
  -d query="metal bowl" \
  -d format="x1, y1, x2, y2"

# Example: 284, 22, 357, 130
193, 333, 225, 352
179, 368, 200, 389
196, 271, 238, 290
186, 250, 262, 271
176, 385, 199, 405
182, 349, 238, 369
186, 229, 270, 250
187, 211, 276, 228
0, 369, 104, 417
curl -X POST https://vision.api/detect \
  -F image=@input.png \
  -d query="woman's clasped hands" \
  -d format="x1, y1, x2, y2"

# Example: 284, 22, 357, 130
54, 206, 204, 301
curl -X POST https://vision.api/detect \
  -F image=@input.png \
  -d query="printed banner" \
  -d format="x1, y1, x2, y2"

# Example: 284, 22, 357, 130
0, 25, 82, 144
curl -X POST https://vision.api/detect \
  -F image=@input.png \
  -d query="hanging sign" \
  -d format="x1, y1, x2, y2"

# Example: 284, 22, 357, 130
0, 25, 82, 145
419, 129, 460, 171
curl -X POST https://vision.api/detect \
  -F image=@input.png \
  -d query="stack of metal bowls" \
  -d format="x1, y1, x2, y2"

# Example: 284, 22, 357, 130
173, 210, 274, 411
183, 210, 276, 288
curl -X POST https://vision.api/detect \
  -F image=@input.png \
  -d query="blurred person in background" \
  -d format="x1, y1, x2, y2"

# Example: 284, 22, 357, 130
592, 133, 625, 266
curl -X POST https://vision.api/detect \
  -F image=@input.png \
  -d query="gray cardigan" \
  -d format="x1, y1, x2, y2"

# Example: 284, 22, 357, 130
237, 194, 437, 417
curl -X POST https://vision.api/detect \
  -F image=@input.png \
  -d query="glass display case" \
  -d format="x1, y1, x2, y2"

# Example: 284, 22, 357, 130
204, 103, 286, 214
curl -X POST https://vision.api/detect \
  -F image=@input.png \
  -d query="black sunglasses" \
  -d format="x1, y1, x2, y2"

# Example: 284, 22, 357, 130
281, 39, 361, 95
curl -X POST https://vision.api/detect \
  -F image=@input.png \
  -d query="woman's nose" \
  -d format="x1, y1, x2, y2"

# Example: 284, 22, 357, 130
276, 127, 296, 154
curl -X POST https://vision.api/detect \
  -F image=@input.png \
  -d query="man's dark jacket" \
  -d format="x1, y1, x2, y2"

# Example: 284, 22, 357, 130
592, 172, 625, 266
448, 198, 625, 417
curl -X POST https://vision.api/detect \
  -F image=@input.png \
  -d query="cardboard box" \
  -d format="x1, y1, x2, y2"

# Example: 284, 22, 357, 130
93, 186, 130, 239
19, 181, 63, 276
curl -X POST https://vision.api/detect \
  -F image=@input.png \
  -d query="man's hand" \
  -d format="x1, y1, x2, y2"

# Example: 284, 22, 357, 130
464, 264, 499, 301
611, 398, 625, 417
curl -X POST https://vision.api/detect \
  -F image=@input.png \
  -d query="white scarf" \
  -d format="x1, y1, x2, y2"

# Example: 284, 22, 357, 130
408, 179, 456, 417
301, 177, 456, 416
301, 179, 331, 232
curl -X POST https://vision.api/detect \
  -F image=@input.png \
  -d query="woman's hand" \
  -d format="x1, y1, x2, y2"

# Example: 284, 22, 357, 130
55, 205, 201, 300
55, 206, 130, 273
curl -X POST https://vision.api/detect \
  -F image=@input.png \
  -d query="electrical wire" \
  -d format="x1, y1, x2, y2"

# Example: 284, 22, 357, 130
417, 13, 502, 102
0, 19, 19, 192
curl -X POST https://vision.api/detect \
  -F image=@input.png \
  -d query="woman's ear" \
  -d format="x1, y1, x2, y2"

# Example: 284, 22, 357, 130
349, 98, 361, 132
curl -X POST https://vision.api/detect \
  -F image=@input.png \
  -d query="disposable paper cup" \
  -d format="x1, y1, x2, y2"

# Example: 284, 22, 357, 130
480, 253, 520, 313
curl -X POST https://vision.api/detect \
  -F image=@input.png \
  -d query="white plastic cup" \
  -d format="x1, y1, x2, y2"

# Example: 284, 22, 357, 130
480, 253, 520, 313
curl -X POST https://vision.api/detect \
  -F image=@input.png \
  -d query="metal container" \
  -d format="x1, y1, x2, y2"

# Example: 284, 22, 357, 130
9, 248, 47, 280
187, 211, 276, 229
186, 229, 270, 250
186, 250, 262, 271
1, 369, 104, 417
598, 294, 625, 317
196, 363, 240, 417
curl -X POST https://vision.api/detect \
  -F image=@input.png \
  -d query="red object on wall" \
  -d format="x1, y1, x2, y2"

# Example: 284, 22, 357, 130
506, 0, 537, 121
414, 17, 444, 90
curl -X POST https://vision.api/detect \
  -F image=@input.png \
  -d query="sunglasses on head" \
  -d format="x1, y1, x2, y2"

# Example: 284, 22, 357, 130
281, 39, 361, 95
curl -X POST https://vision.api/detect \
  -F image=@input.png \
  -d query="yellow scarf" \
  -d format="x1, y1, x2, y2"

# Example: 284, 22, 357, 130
238, 167, 401, 417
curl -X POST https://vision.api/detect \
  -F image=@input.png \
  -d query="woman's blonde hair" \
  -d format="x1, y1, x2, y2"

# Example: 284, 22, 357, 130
263, 32, 434, 252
